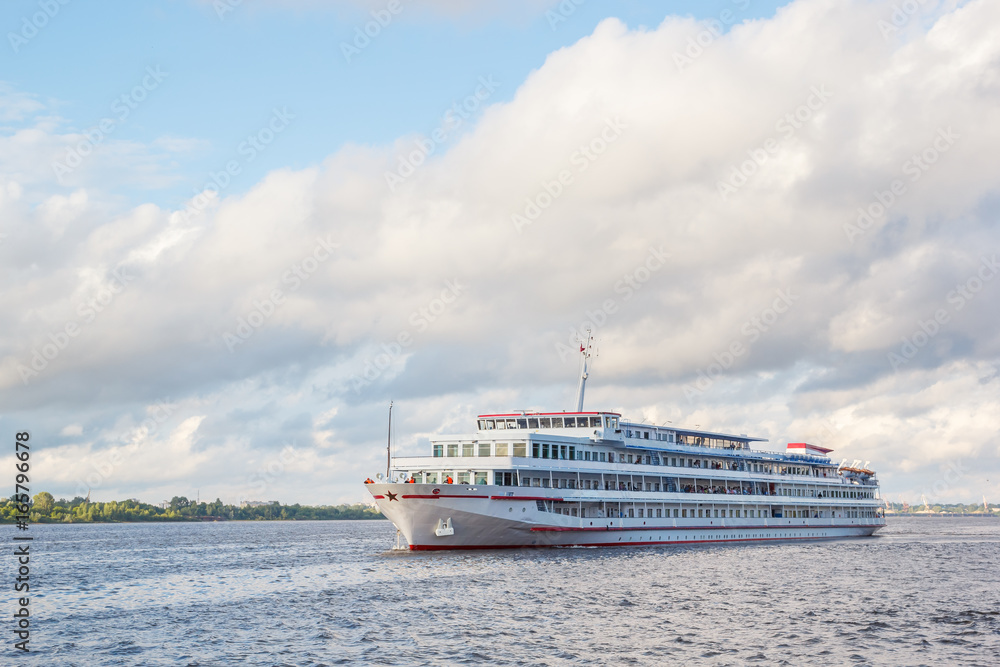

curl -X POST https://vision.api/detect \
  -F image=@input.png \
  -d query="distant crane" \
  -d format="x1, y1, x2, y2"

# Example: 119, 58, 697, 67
921, 494, 930, 512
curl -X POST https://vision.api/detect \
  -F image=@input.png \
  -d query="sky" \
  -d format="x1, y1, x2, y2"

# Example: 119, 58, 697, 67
1, 0, 997, 507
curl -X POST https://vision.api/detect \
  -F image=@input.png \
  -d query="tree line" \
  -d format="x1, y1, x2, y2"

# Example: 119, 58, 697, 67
2, 492, 385, 523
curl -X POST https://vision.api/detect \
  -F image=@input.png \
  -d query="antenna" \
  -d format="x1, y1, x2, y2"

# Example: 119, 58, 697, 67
386, 400, 393, 479
575, 329, 594, 412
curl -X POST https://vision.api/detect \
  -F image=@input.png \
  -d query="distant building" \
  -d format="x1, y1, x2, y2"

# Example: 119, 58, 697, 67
240, 500, 278, 508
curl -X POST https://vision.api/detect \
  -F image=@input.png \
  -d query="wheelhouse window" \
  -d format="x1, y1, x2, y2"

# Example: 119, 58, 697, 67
496, 420, 506, 430
516, 419, 527, 429
551, 417, 563, 428
528, 418, 539, 429
589, 416, 601, 427
540, 417, 552, 428
506, 419, 517, 429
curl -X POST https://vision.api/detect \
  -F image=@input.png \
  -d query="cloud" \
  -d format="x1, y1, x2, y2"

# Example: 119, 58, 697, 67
1, 0, 998, 504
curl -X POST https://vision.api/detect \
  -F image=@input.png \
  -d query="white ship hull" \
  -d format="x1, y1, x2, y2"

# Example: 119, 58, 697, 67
371, 484, 885, 550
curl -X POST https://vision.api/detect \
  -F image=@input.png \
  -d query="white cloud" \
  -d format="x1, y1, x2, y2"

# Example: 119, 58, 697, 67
2, 0, 999, 504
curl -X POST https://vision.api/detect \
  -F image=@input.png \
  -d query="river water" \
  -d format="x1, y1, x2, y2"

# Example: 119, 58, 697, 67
4, 516, 998, 665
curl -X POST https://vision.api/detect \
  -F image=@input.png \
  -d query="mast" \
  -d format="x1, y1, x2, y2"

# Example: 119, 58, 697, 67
386, 400, 393, 478
576, 329, 594, 412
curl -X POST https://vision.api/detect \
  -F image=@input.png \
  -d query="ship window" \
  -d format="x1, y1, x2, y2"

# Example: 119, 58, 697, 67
447, 444, 458, 457
495, 442, 509, 457
656, 509, 662, 517
698, 509, 703, 518
600, 452, 606, 462
528, 418, 539, 429
475, 472, 487, 485
540, 417, 552, 428
714, 510, 719, 517
638, 509, 643, 518
433, 444, 443, 457
673, 509, 679, 517
542, 478, 550, 488
462, 443, 474, 457
569, 446, 576, 460
551, 417, 563, 428
542, 443, 550, 459
513, 442, 527, 458
532, 443, 539, 458
590, 416, 601, 427
682, 509, 688, 518
495, 420, 506, 430
426, 472, 438, 484
644, 432, 649, 439
477, 420, 485, 430
506, 419, 518, 429
560, 445, 568, 460
458, 472, 470, 484
478, 442, 491, 457
516, 419, 527, 429
628, 508, 634, 518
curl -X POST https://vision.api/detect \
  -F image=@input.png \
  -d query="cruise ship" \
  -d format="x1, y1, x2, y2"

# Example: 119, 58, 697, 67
365, 342, 885, 550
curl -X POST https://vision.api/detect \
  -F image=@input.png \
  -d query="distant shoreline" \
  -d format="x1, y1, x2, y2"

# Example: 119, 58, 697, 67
1, 517, 388, 525
885, 513, 997, 518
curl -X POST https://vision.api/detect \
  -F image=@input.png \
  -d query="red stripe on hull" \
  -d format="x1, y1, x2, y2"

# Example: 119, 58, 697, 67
490, 496, 564, 501
401, 494, 490, 499
408, 534, 849, 551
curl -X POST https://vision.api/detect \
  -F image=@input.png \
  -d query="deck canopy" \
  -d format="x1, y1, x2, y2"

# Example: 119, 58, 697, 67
786, 442, 834, 456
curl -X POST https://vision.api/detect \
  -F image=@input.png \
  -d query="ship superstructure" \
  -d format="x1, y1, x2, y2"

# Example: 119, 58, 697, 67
366, 343, 885, 549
